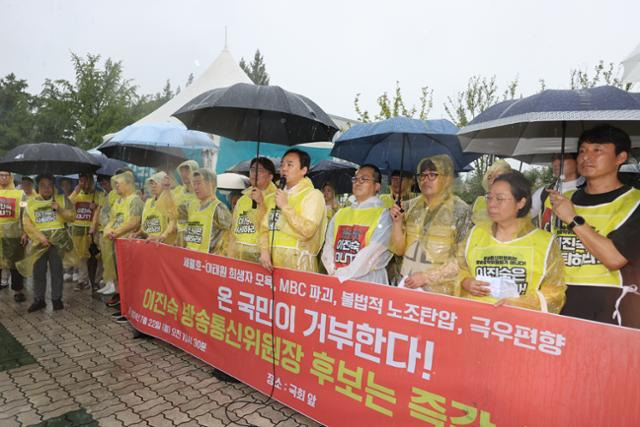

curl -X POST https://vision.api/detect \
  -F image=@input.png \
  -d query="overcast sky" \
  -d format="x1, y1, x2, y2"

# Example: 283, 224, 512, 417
2, 0, 639, 121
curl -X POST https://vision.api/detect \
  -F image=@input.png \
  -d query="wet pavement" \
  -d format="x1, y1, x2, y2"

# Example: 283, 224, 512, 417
0, 280, 321, 426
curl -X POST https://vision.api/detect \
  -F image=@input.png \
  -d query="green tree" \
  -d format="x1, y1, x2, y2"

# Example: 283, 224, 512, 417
569, 60, 631, 90
127, 79, 176, 120
34, 53, 138, 149
353, 81, 433, 123
239, 50, 270, 85
0, 73, 37, 154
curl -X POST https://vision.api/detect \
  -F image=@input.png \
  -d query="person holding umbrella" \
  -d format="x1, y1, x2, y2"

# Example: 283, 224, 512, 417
19, 175, 75, 312
259, 149, 327, 273
137, 171, 178, 244
390, 154, 472, 295
227, 157, 276, 263
0, 171, 27, 302
68, 173, 100, 290
97, 171, 143, 299
184, 169, 231, 254
548, 125, 640, 325
173, 160, 199, 247
380, 170, 416, 209
321, 164, 392, 284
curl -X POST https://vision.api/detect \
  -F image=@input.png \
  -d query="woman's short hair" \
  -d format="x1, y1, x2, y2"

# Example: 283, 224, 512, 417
492, 171, 532, 218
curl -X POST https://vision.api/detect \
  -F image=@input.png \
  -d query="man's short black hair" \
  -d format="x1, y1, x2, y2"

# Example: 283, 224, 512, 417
282, 149, 311, 172
578, 125, 631, 155
35, 174, 55, 185
492, 171, 532, 218
359, 164, 382, 183
59, 177, 72, 183
249, 157, 276, 177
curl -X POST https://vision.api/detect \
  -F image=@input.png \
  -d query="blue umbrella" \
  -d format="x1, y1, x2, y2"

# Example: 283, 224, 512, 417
330, 117, 477, 175
97, 122, 216, 169
459, 86, 640, 163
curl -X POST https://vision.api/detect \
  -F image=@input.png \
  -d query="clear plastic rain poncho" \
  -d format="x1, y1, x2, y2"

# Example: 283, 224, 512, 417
174, 160, 199, 246
0, 173, 25, 269
321, 195, 393, 284
398, 154, 472, 296
101, 171, 143, 283
17, 192, 76, 278
141, 171, 178, 244
259, 177, 327, 272
457, 217, 567, 313
471, 159, 512, 225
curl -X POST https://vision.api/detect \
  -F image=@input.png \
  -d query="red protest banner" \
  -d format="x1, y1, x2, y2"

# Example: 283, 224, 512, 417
116, 239, 640, 426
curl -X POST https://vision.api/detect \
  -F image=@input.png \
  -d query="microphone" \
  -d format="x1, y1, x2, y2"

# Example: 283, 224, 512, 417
278, 176, 287, 190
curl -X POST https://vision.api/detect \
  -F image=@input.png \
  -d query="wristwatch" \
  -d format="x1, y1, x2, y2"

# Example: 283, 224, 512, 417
568, 215, 586, 230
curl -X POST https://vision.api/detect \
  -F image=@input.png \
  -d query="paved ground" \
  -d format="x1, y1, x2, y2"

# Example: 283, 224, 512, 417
0, 280, 321, 427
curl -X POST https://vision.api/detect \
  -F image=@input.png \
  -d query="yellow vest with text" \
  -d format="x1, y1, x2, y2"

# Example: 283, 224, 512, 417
27, 195, 68, 232
0, 189, 23, 225
141, 198, 168, 237
185, 199, 220, 253
463, 225, 555, 304
173, 185, 197, 232
72, 191, 96, 227
232, 193, 262, 248
332, 206, 385, 268
110, 193, 138, 235
552, 187, 640, 287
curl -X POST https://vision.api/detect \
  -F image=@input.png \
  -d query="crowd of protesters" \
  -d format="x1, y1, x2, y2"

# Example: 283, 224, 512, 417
1, 124, 639, 327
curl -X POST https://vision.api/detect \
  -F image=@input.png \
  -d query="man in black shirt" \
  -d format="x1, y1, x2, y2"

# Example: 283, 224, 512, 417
548, 125, 640, 326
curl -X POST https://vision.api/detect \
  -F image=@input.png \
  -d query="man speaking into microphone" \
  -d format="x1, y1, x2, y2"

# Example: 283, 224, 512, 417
259, 149, 327, 273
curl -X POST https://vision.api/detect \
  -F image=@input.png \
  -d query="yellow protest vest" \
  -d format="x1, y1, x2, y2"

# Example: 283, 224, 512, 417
553, 187, 640, 287
27, 195, 67, 232
72, 191, 96, 227
110, 193, 138, 234
0, 189, 23, 224
173, 185, 197, 232
463, 225, 554, 304
232, 191, 264, 248
332, 206, 385, 268
185, 199, 220, 253
141, 198, 168, 237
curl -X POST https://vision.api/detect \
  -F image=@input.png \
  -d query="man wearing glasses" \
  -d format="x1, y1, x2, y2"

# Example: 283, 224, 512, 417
391, 154, 471, 294
321, 164, 392, 285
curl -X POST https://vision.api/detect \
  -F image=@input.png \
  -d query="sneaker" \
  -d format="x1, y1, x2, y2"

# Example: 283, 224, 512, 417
72, 272, 79, 282
113, 315, 128, 324
105, 294, 120, 307
63, 272, 72, 282
74, 282, 89, 291
97, 281, 116, 295
52, 299, 64, 310
27, 300, 46, 313
14, 292, 26, 303
111, 311, 122, 318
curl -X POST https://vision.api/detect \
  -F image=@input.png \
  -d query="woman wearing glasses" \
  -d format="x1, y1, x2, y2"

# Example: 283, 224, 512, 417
458, 171, 566, 313
390, 154, 472, 295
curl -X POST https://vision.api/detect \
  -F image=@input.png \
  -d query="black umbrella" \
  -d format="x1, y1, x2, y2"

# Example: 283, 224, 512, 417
308, 159, 358, 194
0, 143, 100, 175
173, 83, 339, 207
89, 151, 129, 176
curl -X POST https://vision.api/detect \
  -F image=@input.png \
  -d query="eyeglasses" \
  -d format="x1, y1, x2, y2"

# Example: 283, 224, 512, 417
351, 176, 375, 184
416, 172, 439, 181
486, 194, 514, 204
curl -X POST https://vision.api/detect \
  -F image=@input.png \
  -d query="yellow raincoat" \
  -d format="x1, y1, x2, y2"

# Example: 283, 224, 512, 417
259, 177, 327, 272
174, 160, 199, 246
141, 172, 178, 244
101, 172, 143, 283
0, 174, 25, 269
395, 155, 472, 296
471, 159, 512, 225
69, 177, 99, 262
17, 193, 76, 277
458, 218, 566, 313
228, 182, 276, 263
